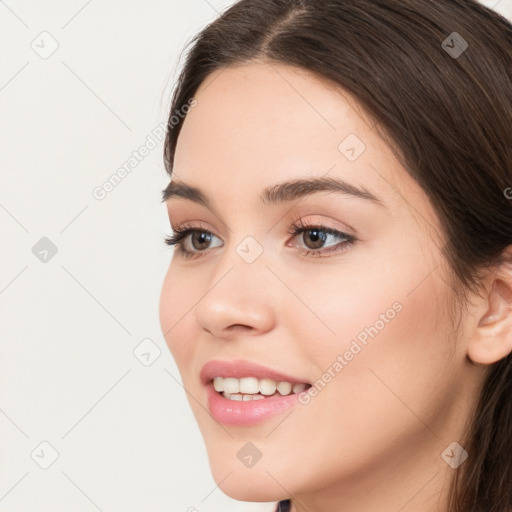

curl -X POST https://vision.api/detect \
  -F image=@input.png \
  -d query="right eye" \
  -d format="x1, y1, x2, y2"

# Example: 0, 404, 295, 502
164, 225, 223, 259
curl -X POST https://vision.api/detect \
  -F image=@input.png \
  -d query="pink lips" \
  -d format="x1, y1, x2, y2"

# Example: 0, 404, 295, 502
201, 359, 310, 426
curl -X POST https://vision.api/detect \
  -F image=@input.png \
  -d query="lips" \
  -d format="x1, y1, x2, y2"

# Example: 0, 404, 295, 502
200, 359, 312, 426
200, 359, 310, 386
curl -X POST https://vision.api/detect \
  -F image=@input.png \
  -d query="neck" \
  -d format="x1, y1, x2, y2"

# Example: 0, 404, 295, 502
287, 435, 458, 512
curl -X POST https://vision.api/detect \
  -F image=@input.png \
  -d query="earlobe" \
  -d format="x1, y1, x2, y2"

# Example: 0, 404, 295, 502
467, 253, 512, 366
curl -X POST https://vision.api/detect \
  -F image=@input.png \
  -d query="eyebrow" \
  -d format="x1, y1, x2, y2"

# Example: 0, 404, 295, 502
161, 176, 385, 209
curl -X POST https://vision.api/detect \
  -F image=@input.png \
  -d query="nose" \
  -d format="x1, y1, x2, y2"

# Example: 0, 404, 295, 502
194, 260, 276, 340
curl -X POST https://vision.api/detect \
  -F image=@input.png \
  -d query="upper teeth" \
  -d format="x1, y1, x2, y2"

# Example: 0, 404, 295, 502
213, 376, 307, 396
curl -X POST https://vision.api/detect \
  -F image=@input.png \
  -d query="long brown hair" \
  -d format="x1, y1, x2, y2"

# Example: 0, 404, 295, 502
162, 1, 512, 510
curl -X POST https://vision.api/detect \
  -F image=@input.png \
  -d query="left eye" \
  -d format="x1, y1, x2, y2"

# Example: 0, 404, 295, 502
290, 226, 351, 251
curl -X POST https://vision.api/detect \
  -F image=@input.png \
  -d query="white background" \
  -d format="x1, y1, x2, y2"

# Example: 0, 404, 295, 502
1, 1, 511, 511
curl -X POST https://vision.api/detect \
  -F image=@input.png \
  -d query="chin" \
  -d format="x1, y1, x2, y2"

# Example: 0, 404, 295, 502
212, 469, 284, 503
202, 443, 288, 502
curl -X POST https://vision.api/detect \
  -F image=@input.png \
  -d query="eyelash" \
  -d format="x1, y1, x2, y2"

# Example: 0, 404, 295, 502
163, 218, 357, 260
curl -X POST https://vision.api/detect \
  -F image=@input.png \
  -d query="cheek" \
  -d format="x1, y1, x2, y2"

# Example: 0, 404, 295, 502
289, 232, 449, 369
283, 239, 453, 429
159, 266, 198, 368
254, 257, 455, 495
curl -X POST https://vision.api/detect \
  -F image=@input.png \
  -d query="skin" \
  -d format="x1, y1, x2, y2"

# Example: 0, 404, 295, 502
159, 61, 512, 512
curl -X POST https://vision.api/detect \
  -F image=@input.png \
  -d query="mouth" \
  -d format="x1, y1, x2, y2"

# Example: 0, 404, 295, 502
210, 376, 312, 401
201, 359, 313, 426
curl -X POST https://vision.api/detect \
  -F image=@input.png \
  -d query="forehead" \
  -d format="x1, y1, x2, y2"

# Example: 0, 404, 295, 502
172, 61, 434, 228
175, 62, 373, 181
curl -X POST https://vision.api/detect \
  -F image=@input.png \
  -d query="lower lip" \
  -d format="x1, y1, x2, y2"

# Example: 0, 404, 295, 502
206, 383, 305, 426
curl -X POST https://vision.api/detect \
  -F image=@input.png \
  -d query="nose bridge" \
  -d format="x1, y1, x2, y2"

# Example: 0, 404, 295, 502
193, 234, 276, 337
213, 228, 271, 285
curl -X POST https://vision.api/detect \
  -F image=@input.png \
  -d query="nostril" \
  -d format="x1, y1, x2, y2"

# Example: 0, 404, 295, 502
228, 324, 253, 332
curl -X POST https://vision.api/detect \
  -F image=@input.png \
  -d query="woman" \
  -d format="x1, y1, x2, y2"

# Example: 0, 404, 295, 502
159, 1, 512, 511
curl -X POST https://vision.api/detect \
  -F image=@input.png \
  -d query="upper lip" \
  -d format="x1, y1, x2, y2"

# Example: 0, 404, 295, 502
200, 359, 310, 385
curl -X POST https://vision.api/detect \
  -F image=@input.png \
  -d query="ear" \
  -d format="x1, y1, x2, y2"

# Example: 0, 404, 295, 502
467, 248, 512, 366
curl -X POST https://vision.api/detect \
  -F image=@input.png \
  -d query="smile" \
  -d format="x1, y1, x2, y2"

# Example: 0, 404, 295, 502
200, 359, 312, 426
213, 376, 309, 401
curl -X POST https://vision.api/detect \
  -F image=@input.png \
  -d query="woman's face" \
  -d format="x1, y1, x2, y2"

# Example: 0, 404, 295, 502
159, 61, 484, 508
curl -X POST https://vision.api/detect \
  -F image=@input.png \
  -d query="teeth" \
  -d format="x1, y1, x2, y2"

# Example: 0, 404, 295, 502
213, 377, 224, 392
277, 381, 292, 395
222, 391, 265, 401
240, 377, 259, 394
292, 383, 307, 394
223, 377, 239, 394
259, 378, 277, 395
213, 376, 309, 399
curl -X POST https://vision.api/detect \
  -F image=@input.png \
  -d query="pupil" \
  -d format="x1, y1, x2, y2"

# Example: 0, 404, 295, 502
192, 232, 210, 250
305, 229, 327, 249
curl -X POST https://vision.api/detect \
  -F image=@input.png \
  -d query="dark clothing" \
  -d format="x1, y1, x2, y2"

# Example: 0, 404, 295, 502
275, 500, 291, 512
